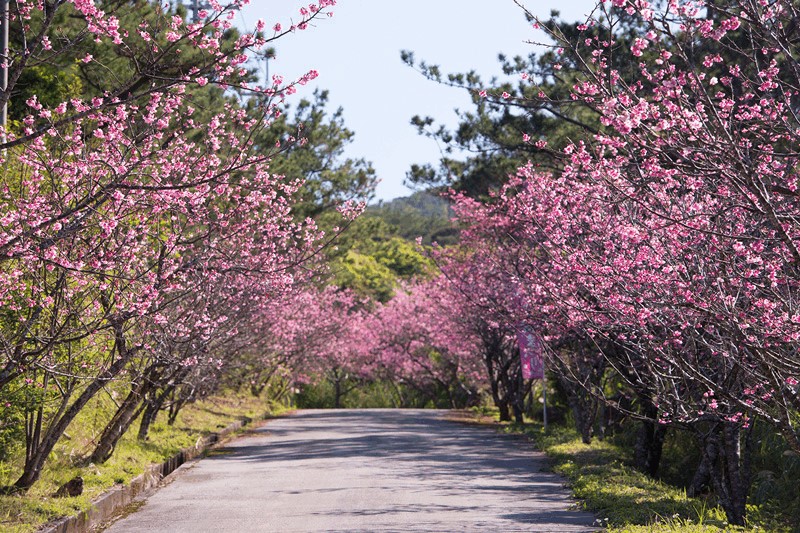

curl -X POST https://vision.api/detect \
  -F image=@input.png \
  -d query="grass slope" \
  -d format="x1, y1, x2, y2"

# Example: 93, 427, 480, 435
456, 410, 791, 533
0, 392, 283, 533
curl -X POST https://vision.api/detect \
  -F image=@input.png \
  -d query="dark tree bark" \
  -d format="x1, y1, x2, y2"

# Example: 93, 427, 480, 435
689, 429, 718, 497
137, 366, 190, 441
333, 378, 343, 409
167, 383, 197, 426
88, 382, 148, 464
12, 351, 130, 491
480, 326, 521, 423
555, 375, 596, 444
511, 401, 524, 424
689, 422, 753, 526
711, 423, 752, 526
634, 400, 667, 477
497, 399, 511, 422
89, 362, 170, 463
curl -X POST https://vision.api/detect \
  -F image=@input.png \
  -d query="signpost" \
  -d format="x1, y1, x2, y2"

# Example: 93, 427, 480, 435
1, 0, 8, 147
177, 0, 212, 23
517, 326, 547, 430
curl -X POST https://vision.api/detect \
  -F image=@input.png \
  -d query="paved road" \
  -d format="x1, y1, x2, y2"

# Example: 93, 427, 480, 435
104, 409, 597, 532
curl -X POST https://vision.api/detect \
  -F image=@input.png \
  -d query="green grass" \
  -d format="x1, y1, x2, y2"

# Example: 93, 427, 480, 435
490, 421, 791, 533
0, 391, 283, 533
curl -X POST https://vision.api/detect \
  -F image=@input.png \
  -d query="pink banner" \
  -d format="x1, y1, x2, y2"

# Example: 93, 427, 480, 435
517, 327, 545, 380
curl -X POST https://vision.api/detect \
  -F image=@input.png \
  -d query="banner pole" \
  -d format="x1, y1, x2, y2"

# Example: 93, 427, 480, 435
1, 0, 8, 147
542, 378, 548, 432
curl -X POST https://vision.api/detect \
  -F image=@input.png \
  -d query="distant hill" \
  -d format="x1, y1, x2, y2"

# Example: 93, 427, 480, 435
367, 191, 458, 246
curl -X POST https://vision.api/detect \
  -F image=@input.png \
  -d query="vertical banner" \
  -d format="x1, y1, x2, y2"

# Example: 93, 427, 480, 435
516, 327, 545, 380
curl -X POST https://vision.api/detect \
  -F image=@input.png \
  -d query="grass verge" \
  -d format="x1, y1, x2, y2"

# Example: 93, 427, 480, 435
0, 392, 285, 533
455, 409, 791, 533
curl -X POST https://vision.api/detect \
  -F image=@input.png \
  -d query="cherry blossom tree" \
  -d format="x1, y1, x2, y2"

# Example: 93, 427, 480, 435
365, 279, 485, 408
436, 0, 800, 523
245, 286, 372, 408
0, 0, 338, 492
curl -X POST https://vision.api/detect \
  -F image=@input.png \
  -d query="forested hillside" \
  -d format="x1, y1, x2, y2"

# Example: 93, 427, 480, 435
366, 191, 457, 246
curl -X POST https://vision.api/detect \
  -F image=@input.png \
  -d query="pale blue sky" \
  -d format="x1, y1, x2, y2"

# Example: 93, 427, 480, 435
239, 1, 593, 201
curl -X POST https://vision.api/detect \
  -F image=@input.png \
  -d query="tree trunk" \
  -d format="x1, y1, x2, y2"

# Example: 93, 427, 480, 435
511, 368, 525, 423
497, 400, 511, 422
389, 379, 405, 408
689, 429, 719, 497
13, 354, 130, 491
564, 386, 594, 444
524, 380, 535, 419
137, 391, 160, 441
575, 402, 594, 444
138, 367, 188, 441
334, 379, 343, 409
138, 382, 174, 440
168, 385, 196, 426
0, 361, 21, 390
690, 422, 753, 526
634, 399, 667, 478
512, 401, 524, 424
634, 419, 667, 478
483, 338, 512, 421
487, 375, 509, 421
89, 382, 148, 464
711, 423, 752, 526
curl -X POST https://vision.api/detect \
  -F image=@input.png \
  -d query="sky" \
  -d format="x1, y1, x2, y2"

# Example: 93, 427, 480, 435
237, 1, 594, 202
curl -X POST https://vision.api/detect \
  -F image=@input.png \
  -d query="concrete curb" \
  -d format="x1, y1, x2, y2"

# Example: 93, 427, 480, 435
39, 414, 267, 533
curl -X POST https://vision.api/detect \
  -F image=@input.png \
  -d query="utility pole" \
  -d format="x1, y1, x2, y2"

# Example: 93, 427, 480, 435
262, 47, 275, 85
184, 0, 212, 23
1, 0, 9, 147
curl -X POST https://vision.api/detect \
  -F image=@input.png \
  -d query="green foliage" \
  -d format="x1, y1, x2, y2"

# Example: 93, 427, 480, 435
294, 380, 335, 408
6, 0, 250, 141
326, 191, 452, 303
294, 378, 378, 408
372, 237, 434, 278
8, 65, 83, 122
0, 386, 27, 462
296, 378, 455, 409
331, 235, 435, 302
607, 419, 800, 531
342, 381, 409, 408
745, 423, 800, 530
326, 214, 394, 260
333, 250, 398, 303
402, 8, 657, 199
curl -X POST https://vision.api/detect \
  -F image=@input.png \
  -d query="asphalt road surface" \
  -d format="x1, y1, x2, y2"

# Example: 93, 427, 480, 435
103, 409, 597, 532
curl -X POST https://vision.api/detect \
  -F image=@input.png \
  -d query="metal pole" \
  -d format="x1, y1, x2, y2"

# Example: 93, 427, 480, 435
1, 0, 9, 147
542, 379, 548, 432
188, 0, 212, 23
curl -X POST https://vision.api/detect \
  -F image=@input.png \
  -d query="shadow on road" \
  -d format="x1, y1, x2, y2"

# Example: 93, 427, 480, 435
207, 409, 596, 530
103, 409, 597, 532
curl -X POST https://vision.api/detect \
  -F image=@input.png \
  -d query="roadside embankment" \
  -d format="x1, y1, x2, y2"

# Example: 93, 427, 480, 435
0, 393, 285, 533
